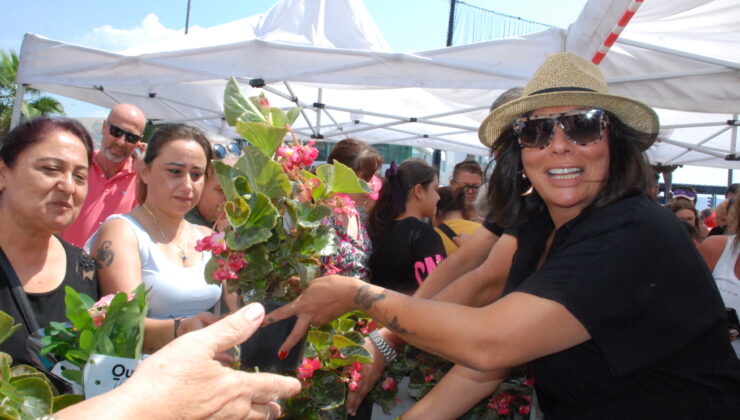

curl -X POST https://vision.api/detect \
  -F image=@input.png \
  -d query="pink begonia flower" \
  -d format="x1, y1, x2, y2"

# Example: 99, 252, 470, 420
368, 175, 382, 201
296, 357, 322, 385
92, 294, 115, 310
381, 377, 397, 392
519, 405, 532, 415
348, 361, 363, 391
424, 373, 434, 383
195, 231, 227, 256
258, 96, 270, 110
360, 320, 379, 335
328, 193, 358, 217
276, 141, 319, 172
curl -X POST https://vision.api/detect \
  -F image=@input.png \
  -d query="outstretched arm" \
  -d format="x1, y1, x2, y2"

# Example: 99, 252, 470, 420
267, 278, 589, 372
402, 365, 510, 420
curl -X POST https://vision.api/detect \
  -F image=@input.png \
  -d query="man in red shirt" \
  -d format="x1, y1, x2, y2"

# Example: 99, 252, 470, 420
61, 104, 146, 247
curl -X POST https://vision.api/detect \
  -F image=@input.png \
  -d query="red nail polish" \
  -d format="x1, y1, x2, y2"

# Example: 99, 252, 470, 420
278, 350, 288, 360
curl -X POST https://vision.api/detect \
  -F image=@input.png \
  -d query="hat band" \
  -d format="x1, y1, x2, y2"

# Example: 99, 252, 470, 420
530, 86, 597, 95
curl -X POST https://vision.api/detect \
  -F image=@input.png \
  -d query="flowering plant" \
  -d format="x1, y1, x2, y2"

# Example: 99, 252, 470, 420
40, 284, 148, 385
198, 77, 370, 302
281, 311, 375, 419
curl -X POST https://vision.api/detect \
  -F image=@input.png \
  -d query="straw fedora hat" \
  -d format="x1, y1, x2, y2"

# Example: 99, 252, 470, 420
478, 53, 659, 151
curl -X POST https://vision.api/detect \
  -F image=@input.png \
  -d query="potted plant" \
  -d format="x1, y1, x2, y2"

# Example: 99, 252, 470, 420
195, 77, 370, 371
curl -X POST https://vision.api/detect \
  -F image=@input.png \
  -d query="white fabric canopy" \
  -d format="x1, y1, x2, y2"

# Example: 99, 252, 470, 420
13, 0, 740, 167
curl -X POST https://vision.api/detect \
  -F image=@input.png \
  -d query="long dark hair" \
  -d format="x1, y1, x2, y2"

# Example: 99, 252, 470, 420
489, 112, 653, 227
367, 158, 436, 244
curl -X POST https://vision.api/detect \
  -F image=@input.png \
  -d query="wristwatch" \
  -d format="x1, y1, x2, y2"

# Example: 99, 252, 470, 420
369, 330, 397, 363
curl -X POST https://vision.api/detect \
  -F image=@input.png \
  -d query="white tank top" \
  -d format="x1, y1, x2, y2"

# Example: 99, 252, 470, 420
711, 235, 740, 311
106, 214, 221, 319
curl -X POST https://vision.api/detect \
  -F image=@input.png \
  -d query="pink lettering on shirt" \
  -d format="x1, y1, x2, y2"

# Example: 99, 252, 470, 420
414, 254, 444, 286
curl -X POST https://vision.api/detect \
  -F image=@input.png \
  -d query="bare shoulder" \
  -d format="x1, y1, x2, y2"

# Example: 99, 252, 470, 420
192, 223, 213, 237
696, 235, 729, 271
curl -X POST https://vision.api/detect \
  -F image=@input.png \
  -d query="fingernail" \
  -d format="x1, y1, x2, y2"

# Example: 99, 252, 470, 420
278, 350, 288, 360
243, 303, 264, 321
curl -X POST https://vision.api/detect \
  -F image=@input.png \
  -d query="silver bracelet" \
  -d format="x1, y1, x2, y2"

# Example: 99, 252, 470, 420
369, 330, 397, 363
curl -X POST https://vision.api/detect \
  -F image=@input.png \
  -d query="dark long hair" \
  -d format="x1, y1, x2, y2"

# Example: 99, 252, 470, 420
367, 158, 436, 244
489, 112, 653, 227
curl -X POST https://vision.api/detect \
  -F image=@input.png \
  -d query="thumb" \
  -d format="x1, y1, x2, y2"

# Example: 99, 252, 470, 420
190, 303, 265, 355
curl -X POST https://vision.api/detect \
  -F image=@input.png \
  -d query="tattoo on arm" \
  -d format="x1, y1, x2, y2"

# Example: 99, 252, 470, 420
388, 316, 409, 334
95, 240, 115, 270
353, 285, 386, 310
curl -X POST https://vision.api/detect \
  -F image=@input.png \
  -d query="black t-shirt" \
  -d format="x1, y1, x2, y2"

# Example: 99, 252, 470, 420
507, 196, 740, 419
0, 239, 99, 367
370, 217, 446, 294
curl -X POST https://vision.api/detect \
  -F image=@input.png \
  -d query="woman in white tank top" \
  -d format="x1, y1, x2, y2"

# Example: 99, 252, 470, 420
697, 198, 740, 354
90, 124, 225, 353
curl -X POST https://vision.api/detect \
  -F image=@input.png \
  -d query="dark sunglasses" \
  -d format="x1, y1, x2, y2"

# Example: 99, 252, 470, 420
108, 121, 143, 144
213, 141, 243, 160
513, 108, 608, 149
462, 184, 481, 192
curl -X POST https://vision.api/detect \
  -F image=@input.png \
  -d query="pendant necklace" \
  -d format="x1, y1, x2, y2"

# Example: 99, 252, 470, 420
142, 204, 189, 264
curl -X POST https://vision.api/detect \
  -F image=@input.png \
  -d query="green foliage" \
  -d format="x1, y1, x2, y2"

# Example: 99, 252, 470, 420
40, 285, 148, 384
0, 311, 83, 419
0, 50, 64, 135
209, 78, 370, 302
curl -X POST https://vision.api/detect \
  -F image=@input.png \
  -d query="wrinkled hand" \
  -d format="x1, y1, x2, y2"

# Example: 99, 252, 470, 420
95, 304, 300, 420
265, 275, 360, 359
346, 337, 386, 416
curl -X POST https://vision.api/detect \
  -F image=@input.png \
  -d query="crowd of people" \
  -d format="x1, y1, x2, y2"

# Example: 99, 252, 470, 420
1, 52, 739, 419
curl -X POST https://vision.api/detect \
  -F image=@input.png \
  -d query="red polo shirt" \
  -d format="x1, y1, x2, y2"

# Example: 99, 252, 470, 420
61, 151, 138, 248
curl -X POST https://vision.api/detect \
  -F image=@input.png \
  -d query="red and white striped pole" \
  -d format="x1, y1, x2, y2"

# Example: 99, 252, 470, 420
591, 0, 645, 65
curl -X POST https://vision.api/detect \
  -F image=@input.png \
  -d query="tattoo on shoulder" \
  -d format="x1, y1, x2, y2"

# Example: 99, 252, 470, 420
388, 316, 409, 334
353, 285, 386, 310
95, 240, 115, 270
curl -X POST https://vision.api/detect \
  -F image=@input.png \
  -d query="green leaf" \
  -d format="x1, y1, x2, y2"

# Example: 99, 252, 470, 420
307, 371, 346, 410
52, 394, 84, 413
213, 160, 241, 201
307, 330, 332, 350
332, 334, 358, 350
79, 329, 95, 351
225, 193, 278, 251
0, 311, 20, 345
335, 318, 356, 334
11, 377, 53, 419
204, 257, 220, 285
235, 121, 289, 159
286, 107, 301, 126
224, 196, 251, 227
234, 147, 291, 199
288, 200, 332, 229
223, 77, 265, 126
269, 107, 288, 128
301, 170, 327, 201
338, 345, 372, 365
63, 287, 94, 332
315, 161, 371, 197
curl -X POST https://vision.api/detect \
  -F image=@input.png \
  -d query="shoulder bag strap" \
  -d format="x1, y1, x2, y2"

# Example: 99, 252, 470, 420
0, 247, 41, 334
437, 223, 458, 241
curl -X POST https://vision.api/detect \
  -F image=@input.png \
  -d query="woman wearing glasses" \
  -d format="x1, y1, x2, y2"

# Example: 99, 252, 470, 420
267, 53, 740, 418
91, 124, 223, 354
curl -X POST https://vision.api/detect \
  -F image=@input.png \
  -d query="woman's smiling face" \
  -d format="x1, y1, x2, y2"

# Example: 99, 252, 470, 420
520, 105, 610, 225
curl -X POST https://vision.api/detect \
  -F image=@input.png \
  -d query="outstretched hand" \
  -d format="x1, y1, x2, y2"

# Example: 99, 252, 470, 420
58, 303, 301, 420
264, 275, 362, 360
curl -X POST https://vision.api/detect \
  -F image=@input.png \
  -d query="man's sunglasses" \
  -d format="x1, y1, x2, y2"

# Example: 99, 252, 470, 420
462, 184, 481, 193
513, 108, 608, 149
213, 141, 243, 160
108, 121, 143, 144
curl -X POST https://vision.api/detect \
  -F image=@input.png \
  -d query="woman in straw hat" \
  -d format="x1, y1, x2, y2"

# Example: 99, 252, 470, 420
266, 53, 740, 418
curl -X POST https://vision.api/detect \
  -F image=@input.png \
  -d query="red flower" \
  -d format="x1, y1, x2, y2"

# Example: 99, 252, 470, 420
348, 361, 363, 391
195, 231, 227, 256
296, 357, 322, 385
381, 377, 397, 391
424, 374, 434, 383
519, 404, 532, 415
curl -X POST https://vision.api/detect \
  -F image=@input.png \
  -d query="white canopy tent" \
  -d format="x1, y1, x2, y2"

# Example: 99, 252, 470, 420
11, 0, 740, 167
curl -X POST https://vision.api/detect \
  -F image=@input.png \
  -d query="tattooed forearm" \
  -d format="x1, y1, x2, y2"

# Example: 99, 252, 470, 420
388, 316, 409, 334
353, 285, 386, 310
95, 240, 115, 270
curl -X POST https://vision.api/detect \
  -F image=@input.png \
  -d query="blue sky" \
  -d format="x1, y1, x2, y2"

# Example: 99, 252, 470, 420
3, 0, 736, 187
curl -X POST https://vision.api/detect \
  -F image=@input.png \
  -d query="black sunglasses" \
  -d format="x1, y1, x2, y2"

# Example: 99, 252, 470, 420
513, 108, 608, 149
213, 141, 243, 160
462, 184, 481, 192
108, 121, 143, 144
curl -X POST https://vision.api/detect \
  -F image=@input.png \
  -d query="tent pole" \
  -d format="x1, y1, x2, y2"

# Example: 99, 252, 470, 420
730, 114, 738, 186
9, 84, 25, 129
185, 0, 192, 34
